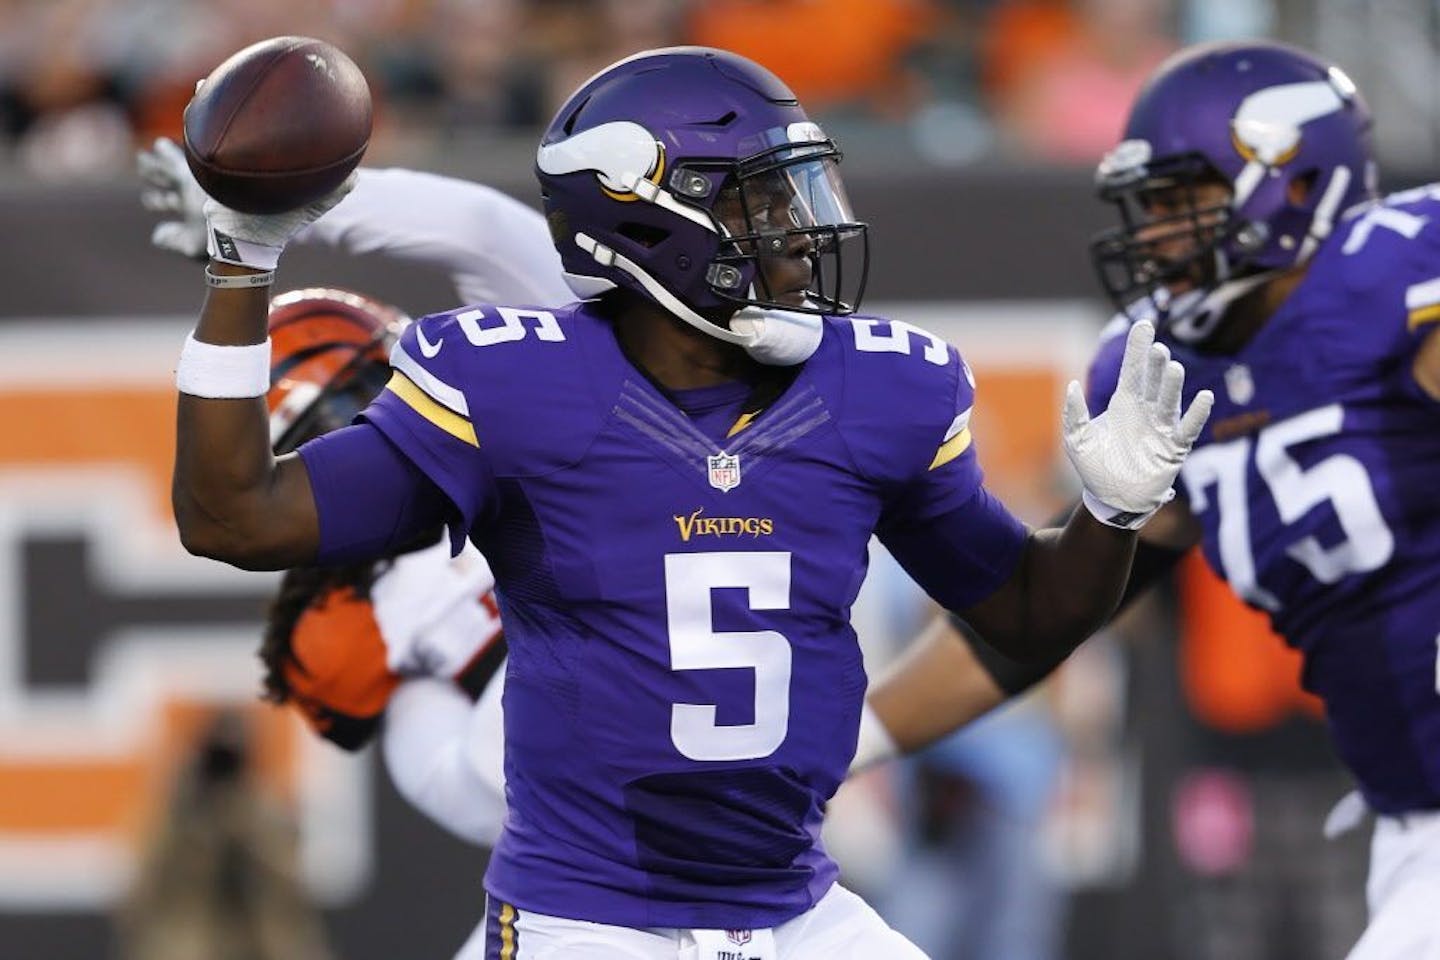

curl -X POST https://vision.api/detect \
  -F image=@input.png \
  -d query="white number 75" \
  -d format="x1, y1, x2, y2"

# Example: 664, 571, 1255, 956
1181, 403, 1393, 610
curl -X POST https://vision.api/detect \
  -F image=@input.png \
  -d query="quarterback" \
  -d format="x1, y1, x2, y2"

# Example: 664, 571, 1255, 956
170, 47, 1209, 958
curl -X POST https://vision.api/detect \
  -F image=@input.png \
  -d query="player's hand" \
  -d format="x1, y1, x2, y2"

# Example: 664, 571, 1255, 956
138, 137, 209, 260
203, 172, 357, 271
1062, 320, 1213, 529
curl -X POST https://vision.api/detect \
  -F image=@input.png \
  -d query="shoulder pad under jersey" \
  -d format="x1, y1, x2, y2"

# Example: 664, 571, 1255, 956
385, 301, 614, 477
830, 314, 979, 491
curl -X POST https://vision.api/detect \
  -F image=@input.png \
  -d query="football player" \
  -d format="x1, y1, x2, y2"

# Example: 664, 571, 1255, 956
257, 287, 509, 845
859, 40, 1440, 960
169, 47, 1210, 959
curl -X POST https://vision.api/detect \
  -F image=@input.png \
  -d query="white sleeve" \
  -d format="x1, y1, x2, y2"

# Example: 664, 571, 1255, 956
295, 167, 574, 307
381, 676, 507, 847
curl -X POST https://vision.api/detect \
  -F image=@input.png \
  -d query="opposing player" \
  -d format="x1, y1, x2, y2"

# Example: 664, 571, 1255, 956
861, 40, 1440, 960
260, 287, 510, 844
170, 47, 1210, 958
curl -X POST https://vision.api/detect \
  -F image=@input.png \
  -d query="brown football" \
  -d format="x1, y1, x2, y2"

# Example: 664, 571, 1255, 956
183, 36, 371, 215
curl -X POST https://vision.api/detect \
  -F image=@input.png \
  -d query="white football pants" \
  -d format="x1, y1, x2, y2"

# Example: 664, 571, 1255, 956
1347, 810, 1440, 959
455, 883, 927, 960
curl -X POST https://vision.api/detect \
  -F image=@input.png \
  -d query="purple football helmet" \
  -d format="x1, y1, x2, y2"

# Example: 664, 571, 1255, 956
535, 47, 868, 347
1090, 41, 1376, 338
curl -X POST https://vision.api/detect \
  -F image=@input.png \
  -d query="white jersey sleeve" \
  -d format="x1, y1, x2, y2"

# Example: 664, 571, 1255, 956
295, 167, 573, 307
369, 540, 502, 678
382, 675, 507, 846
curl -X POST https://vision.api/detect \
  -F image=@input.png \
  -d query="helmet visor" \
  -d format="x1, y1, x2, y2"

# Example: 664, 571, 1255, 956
711, 154, 868, 316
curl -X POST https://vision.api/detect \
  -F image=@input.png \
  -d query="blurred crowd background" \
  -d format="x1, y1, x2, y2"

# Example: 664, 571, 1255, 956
1, 1, 1437, 959
1, 0, 1438, 180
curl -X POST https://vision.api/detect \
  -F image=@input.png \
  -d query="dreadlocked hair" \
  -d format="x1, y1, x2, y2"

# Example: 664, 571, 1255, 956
260, 559, 389, 704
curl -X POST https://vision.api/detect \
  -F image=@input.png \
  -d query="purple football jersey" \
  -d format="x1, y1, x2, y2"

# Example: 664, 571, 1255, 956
1087, 185, 1440, 814
347, 302, 1025, 926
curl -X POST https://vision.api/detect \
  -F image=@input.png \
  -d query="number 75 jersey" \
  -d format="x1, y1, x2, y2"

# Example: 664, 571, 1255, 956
354, 300, 1024, 928
1086, 185, 1440, 815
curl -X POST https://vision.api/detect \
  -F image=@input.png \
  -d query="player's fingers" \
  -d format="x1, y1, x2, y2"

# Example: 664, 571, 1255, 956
1176, 389, 1215, 445
1144, 341, 1169, 405
135, 150, 171, 186
1116, 320, 1155, 398
140, 188, 180, 213
151, 221, 178, 251
1156, 358, 1184, 421
152, 221, 201, 257
154, 136, 185, 164
1062, 380, 1091, 437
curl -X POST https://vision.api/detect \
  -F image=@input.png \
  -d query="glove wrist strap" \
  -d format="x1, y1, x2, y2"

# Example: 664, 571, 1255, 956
1081, 488, 1161, 531
206, 225, 284, 271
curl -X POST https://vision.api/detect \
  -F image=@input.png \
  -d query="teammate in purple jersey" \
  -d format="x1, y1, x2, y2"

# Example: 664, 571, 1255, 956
855, 40, 1440, 960
170, 46, 1210, 959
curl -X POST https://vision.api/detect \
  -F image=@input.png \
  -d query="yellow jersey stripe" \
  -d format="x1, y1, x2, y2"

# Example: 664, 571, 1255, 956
928, 427, 972, 470
385, 371, 478, 447
1408, 303, 1440, 331
499, 901, 517, 960
726, 410, 759, 438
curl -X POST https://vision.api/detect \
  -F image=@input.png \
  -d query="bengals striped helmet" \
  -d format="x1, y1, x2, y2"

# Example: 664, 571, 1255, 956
266, 288, 409, 454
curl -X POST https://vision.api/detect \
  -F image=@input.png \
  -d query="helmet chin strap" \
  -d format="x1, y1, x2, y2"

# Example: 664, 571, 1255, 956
1160, 271, 1278, 344
729, 306, 823, 366
574, 232, 822, 365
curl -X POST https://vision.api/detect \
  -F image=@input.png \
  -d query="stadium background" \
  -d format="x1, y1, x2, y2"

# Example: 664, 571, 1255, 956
0, 1, 1434, 957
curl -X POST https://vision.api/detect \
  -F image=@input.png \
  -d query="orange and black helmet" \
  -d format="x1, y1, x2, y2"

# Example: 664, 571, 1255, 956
266, 288, 409, 454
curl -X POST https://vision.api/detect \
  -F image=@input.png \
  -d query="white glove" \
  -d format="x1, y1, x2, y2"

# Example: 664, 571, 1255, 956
203, 171, 357, 271
1062, 320, 1213, 529
138, 137, 209, 260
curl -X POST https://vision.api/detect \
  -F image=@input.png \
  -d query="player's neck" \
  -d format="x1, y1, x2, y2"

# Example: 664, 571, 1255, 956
610, 298, 760, 390
1202, 266, 1309, 355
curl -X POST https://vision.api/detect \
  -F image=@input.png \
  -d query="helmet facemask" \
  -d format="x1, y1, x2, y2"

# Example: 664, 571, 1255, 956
266, 289, 408, 454
1094, 150, 1255, 328
270, 346, 392, 455
703, 141, 868, 318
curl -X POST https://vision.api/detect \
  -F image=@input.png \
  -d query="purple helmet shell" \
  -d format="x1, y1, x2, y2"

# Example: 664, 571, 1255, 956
535, 47, 868, 336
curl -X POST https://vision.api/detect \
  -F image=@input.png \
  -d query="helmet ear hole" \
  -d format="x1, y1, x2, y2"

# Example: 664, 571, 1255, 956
1288, 169, 1319, 206
616, 222, 671, 249
561, 96, 590, 136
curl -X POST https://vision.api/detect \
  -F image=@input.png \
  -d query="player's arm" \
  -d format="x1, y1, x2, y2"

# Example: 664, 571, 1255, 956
140, 140, 572, 306
172, 185, 452, 570
963, 322, 1209, 661
884, 321, 1210, 667
297, 168, 573, 306
382, 673, 507, 846
860, 499, 1199, 763
173, 255, 322, 568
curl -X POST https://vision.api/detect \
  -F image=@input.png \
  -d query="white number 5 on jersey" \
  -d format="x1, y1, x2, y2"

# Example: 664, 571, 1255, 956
664, 552, 791, 762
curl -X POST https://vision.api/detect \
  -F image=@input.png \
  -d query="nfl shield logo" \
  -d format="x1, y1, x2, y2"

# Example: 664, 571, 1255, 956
726, 930, 752, 946
707, 451, 741, 492
1225, 363, 1255, 406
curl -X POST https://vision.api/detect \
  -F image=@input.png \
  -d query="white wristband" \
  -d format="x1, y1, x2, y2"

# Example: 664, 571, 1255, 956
849, 701, 899, 774
176, 332, 272, 399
